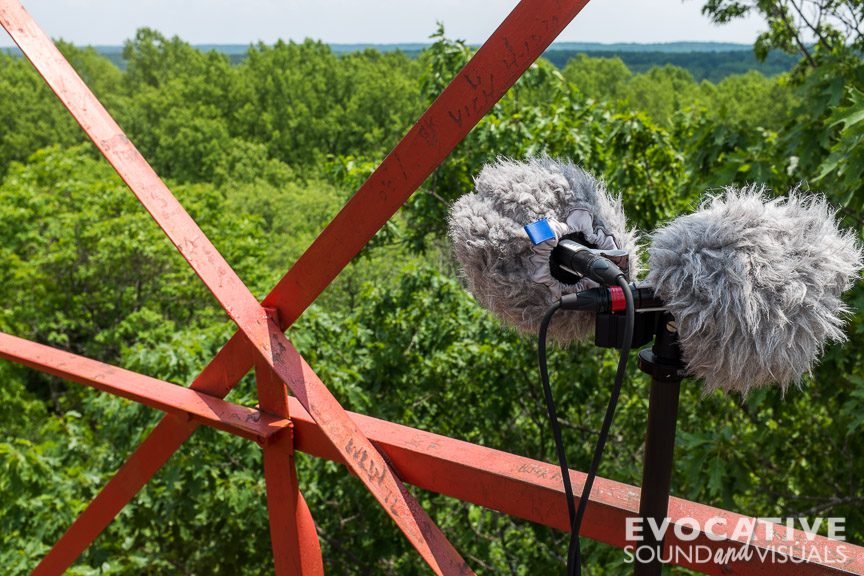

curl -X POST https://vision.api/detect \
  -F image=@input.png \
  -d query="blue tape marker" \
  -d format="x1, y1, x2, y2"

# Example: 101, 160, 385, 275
524, 219, 555, 245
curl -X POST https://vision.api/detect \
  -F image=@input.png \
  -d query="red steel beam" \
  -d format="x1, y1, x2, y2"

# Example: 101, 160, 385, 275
0, 0, 595, 571
261, 426, 323, 576
0, 332, 288, 442
256, 359, 324, 575
261, 318, 473, 575
285, 396, 864, 576
1, 328, 264, 575
0, 3, 472, 573
0, 0, 259, 333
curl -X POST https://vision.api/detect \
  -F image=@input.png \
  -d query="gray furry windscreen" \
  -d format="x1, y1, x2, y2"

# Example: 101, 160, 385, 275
647, 187, 863, 394
448, 157, 637, 343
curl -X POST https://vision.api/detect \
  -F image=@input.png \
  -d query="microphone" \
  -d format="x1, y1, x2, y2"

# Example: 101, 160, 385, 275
646, 187, 863, 393
448, 157, 638, 343
552, 240, 628, 286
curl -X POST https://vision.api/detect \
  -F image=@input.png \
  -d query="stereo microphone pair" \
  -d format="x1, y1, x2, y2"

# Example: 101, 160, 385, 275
448, 157, 862, 393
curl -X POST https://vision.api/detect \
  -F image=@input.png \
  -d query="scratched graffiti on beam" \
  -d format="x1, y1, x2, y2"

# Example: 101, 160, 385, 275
517, 462, 562, 482
346, 437, 400, 516
448, 71, 497, 128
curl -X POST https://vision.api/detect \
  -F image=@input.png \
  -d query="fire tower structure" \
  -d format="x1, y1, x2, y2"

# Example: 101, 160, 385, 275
0, 0, 862, 573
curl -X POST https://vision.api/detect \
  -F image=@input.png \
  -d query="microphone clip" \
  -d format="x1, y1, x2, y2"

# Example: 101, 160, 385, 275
560, 284, 665, 350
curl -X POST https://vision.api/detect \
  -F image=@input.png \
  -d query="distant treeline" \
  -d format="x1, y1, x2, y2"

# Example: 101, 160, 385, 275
108, 46, 800, 81
545, 49, 798, 81
2, 41, 796, 81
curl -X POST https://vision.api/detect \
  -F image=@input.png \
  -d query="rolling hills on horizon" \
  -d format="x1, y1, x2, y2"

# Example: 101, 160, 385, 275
3, 39, 755, 55
2, 40, 798, 82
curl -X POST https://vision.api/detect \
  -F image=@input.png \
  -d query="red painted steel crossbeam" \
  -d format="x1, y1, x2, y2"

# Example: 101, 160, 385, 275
287, 397, 864, 576
4, 332, 862, 575
0, 0, 594, 573
0, 332, 289, 442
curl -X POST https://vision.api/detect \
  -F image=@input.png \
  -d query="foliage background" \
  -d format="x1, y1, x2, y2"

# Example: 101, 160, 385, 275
1, 2, 863, 573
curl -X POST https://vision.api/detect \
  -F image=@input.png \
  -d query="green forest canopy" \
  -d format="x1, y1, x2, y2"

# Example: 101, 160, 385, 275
1, 8, 863, 574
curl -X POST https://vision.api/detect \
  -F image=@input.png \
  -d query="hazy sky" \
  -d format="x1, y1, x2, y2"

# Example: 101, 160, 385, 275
0, 0, 766, 47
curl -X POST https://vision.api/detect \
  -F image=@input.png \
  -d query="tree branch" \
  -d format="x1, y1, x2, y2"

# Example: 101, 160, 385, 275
771, 0, 819, 66
791, 495, 864, 517
789, 0, 834, 51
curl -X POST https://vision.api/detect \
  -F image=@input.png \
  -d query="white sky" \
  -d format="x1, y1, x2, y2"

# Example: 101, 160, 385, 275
1, 0, 766, 47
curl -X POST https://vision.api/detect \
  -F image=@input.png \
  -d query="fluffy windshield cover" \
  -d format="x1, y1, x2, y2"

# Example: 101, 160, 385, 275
448, 157, 638, 343
647, 187, 863, 394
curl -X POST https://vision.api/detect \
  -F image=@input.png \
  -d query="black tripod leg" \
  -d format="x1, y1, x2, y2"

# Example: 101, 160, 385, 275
634, 314, 684, 576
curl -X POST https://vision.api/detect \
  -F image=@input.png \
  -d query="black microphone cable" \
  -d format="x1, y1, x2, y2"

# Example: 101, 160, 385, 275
537, 277, 635, 576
